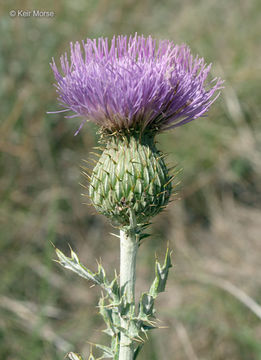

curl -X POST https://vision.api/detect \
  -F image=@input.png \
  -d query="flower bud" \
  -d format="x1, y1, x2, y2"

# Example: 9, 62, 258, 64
89, 132, 172, 227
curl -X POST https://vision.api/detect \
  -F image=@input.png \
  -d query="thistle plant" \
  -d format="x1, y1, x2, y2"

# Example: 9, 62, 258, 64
50, 34, 223, 360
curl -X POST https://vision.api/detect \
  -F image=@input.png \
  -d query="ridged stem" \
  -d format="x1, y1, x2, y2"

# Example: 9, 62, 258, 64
119, 210, 138, 360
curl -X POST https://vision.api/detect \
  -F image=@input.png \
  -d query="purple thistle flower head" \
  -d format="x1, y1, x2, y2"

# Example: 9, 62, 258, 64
50, 34, 223, 135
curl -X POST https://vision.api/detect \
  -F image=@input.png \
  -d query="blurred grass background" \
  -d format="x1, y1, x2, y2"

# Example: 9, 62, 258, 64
0, 0, 261, 359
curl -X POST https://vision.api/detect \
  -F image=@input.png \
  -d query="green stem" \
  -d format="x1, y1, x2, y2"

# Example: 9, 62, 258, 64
119, 212, 138, 360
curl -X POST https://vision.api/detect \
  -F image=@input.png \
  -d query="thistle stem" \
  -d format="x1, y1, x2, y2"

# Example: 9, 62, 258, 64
119, 212, 138, 360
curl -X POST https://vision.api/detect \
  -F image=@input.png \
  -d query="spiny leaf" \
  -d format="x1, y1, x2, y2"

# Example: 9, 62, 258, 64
98, 297, 119, 335
139, 233, 151, 241
118, 298, 132, 316
109, 277, 120, 299
149, 248, 172, 298
110, 335, 120, 359
138, 293, 155, 318
55, 247, 100, 284
55, 246, 119, 300
141, 322, 157, 331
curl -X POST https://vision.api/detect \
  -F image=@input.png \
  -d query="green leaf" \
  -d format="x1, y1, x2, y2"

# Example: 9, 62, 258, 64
55, 246, 120, 300
98, 296, 119, 335
110, 335, 120, 359
139, 233, 151, 241
149, 248, 172, 298
55, 247, 101, 285
118, 299, 132, 316
109, 277, 120, 298
138, 293, 154, 318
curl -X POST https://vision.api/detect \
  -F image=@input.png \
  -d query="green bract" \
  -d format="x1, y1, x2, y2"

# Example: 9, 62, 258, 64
89, 132, 172, 227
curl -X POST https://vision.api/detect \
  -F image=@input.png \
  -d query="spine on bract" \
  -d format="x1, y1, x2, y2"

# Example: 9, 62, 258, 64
89, 131, 173, 228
